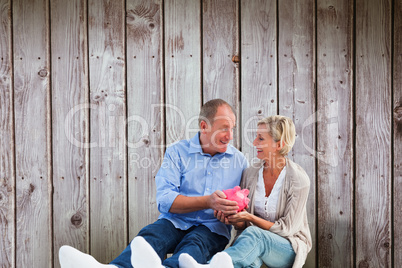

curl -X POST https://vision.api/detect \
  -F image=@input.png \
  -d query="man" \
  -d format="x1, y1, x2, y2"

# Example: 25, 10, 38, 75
59, 99, 248, 268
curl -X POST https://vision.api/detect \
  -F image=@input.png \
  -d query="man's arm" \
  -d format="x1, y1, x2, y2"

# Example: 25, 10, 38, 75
169, 190, 239, 215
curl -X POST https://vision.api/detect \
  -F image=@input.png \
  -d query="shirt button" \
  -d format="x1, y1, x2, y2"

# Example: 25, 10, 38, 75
208, 172, 211, 175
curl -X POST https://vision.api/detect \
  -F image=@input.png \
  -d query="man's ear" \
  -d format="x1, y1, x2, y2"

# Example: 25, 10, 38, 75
200, 120, 208, 133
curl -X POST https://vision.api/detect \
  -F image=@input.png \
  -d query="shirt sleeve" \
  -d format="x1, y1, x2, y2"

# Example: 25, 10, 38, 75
155, 147, 182, 214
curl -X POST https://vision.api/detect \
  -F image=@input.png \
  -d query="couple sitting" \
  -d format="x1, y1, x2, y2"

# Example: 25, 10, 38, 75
59, 99, 311, 268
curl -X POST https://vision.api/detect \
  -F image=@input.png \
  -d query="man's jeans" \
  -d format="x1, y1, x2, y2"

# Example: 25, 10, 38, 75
225, 226, 296, 268
110, 219, 229, 268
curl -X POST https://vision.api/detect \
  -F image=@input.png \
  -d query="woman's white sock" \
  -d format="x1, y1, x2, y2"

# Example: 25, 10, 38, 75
178, 253, 209, 268
59, 245, 116, 268
130, 236, 164, 268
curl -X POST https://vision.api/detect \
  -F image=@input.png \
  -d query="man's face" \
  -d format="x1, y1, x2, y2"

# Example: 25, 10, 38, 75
200, 105, 236, 155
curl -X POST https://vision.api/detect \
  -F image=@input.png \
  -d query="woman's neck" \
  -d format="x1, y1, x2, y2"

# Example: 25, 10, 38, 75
263, 156, 286, 173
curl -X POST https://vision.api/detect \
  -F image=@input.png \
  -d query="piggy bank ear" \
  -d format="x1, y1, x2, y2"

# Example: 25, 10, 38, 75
243, 189, 250, 195
234, 186, 241, 192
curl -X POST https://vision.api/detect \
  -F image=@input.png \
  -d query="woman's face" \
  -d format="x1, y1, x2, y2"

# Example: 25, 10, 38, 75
252, 124, 280, 161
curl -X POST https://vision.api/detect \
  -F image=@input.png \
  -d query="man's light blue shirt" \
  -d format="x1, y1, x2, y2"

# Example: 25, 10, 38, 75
155, 133, 248, 240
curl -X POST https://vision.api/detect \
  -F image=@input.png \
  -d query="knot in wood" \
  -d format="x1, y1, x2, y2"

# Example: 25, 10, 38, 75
71, 213, 83, 227
232, 55, 240, 63
38, 69, 48, 77
358, 260, 369, 268
394, 106, 402, 122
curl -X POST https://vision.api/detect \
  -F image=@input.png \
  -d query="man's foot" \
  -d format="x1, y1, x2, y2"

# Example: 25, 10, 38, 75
209, 252, 233, 268
179, 253, 209, 268
178, 252, 233, 268
59, 245, 116, 268
130, 236, 164, 268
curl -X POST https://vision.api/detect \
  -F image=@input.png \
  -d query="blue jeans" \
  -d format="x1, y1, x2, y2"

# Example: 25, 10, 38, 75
225, 226, 296, 268
110, 219, 228, 268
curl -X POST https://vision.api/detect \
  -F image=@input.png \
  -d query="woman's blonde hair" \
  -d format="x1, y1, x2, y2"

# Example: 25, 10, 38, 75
257, 115, 296, 156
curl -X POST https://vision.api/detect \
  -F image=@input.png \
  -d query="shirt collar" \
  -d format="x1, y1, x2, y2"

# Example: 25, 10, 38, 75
189, 132, 234, 156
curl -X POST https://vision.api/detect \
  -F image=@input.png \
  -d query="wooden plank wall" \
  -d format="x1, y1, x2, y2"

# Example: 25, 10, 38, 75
0, 0, 401, 267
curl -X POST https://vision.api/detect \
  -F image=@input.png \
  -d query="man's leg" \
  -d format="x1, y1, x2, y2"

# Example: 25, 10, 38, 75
110, 219, 184, 268
163, 225, 228, 268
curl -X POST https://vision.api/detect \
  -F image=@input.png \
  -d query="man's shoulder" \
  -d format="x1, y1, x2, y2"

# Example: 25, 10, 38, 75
227, 144, 246, 157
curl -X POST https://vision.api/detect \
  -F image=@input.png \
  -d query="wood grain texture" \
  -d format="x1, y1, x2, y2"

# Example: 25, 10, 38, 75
240, 0, 277, 161
127, 0, 163, 239
13, 0, 51, 266
316, 1, 354, 267
355, 0, 392, 267
202, 0, 240, 148
393, 0, 402, 266
88, 0, 127, 262
0, 1, 14, 267
51, 0, 89, 266
164, 0, 202, 145
278, 0, 316, 266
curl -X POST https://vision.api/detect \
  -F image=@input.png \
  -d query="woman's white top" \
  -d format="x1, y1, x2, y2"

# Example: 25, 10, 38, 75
254, 166, 287, 222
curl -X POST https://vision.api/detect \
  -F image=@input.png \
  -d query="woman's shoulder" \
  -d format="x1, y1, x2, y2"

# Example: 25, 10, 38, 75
240, 160, 263, 187
286, 158, 310, 187
243, 160, 263, 175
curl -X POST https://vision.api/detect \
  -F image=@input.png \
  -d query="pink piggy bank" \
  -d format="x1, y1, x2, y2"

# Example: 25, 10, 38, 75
222, 186, 250, 212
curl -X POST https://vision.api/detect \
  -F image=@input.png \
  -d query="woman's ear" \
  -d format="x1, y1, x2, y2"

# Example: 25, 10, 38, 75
276, 140, 285, 151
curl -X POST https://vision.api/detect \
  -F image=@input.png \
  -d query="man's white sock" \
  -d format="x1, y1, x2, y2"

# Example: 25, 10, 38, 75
130, 236, 164, 268
178, 253, 209, 268
59, 245, 116, 268
209, 252, 234, 268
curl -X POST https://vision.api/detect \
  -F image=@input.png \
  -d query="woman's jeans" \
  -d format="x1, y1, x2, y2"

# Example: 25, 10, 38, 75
225, 226, 296, 268
110, 219, 228, 268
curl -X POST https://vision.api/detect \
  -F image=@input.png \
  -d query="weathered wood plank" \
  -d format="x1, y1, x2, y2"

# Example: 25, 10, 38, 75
202, 0, 240, 147
240, 0, 277, 160
13, 0, 51, 266
393, 0, 402, 266
278, 0, 316, 266
127, 0, 164, 239
355, 0, 392, 267
88, 0, 127, 262
316, 1, 354, 267
164, 0, 202, 145
51, 0, 89, 267
0, 1, 14, 267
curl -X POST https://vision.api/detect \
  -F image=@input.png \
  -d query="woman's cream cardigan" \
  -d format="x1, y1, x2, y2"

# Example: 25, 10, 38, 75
235, 158, 312, 268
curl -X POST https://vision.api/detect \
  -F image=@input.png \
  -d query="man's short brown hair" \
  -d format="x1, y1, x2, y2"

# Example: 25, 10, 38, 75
198, 99, 235, 127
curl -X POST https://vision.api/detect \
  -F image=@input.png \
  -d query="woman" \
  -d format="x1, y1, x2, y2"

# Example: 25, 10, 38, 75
179, 115, 312, 268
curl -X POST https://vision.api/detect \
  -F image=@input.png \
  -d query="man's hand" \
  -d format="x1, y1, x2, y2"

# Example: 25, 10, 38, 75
207, 190, 239, 216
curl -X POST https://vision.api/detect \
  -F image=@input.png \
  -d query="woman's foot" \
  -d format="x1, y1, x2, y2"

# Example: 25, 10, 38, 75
59, 245, 116, 268
130, 236, 164, 268
179, 252, 233, 268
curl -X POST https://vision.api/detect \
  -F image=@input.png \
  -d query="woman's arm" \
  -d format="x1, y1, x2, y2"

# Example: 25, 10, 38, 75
227, 211, 274, 231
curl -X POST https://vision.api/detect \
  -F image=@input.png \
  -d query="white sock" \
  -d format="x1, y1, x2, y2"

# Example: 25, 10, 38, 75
130, 236, 164, 268
59, 245, 116, 268
178, 253, 209, 268
209, 252, 233, 268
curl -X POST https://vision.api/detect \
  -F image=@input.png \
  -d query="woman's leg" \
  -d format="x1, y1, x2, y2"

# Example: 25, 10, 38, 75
225, 226, 295, 268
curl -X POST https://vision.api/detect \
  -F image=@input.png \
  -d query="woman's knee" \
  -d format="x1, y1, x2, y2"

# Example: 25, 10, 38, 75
242, 226, 264, 239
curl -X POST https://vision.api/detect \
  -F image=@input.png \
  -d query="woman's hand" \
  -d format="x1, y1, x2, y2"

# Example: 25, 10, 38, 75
227, 210, 251, 224
214, 210, 230, 225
